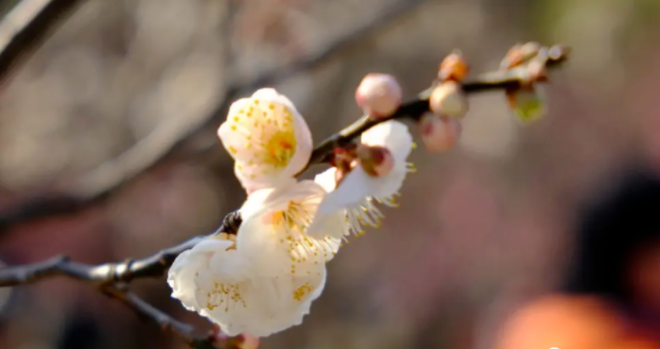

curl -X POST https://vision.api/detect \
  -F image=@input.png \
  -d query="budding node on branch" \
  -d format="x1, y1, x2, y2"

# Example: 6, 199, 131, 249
355, 73, 402, 118
356, 144, 394, 177
211, 326, 261, 349
438, 50, 469, 82
506, 86, 547, 124
429, 81, 469, 119
419, 113, 462, 153
500, 41, 542, 69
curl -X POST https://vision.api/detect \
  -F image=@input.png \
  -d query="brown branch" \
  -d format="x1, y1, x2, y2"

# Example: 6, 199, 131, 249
0, 0, 87, 83
0, 213, 241, 347
306, 45, 570, 167
102, 284, 219, 349
0, 0, 429, 235
0, 211, 240, 286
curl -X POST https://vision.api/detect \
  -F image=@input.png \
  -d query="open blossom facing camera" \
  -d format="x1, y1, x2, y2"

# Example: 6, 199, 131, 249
310, 120, 414, 237
238, 180, 346, 277
167, 234, 327, 337
218, 88, 313, 193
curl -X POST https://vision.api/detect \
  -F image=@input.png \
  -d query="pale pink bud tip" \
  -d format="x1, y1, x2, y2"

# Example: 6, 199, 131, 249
429, 81, 469, 119
355, 73, 402, 118
236, 334, 260, 349
213, 332, 260, 349
356, 144, 394, 177
419, 113, 462, 152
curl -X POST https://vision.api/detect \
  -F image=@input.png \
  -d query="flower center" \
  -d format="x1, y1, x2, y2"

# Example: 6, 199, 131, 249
205, 281, 245, 312
269, 201, 310, 231
263, 130, 296, 168
267, 200, 336, 274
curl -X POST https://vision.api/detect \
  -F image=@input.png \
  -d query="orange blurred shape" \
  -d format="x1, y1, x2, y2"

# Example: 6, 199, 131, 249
495, 295, 624, 349
610, 338, 660, 349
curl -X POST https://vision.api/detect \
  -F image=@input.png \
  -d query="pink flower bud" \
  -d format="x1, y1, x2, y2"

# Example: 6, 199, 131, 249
419, 113, 462, 152
429, 81, 469, 119
356, 144, 394, 177
236, 334, 260, 349
212, 330, 261, 349
355, 73, 402, 118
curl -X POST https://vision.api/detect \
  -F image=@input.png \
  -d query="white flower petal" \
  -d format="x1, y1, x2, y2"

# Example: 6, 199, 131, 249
167, 239, 232, 311
217, 88, 313, 192
361, 120, 413, 164
168, 235, 327, 338
237, 180, 344, 277
313, 166, 338, 193
311, 121, 412, 235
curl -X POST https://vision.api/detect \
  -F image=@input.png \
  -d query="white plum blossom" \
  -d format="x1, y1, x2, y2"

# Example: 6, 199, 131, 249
167, 234, 326, 337
237, 180, 347, 277
173, 88, 413, 339
310, 120, 414, 237
217, 88, 313, 193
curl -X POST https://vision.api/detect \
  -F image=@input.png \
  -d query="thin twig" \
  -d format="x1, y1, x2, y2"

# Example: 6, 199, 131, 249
0, 211, 240, 286
0, 0, 87, 83
102, 284, 218, 349
0, 0, 429, 235
306, 47, 570, 167
0, 213, 239, 348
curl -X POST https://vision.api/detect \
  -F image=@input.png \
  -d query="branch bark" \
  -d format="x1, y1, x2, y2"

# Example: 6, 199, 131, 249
0, 0, 87, 83
103, 284, 219, 349
0, 211, 241, 286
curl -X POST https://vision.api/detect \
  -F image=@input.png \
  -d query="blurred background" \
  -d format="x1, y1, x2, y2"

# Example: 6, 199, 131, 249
0, 0, 660, 348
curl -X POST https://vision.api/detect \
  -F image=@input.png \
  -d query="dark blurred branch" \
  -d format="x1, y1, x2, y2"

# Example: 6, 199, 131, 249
103, 284, 219, 349
0, 0, 430, 235
0, 213, 242, 348
0, 211, 241, 286
0, 0, 87, 82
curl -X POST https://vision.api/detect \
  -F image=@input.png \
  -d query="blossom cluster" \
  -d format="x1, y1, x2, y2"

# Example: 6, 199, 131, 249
166, 43, 551, 340
167, 86, 413, 338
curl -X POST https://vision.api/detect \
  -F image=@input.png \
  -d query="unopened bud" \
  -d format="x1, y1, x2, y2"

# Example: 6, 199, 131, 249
439, 50, 469, 82
500, 42, 542, 70
526, 57, 548, 83
429, 81, 469, 119
506, 86, 547, 124
419, 113, 462, 152
520, 42, 542, 60
212, 330, 260, 349
235, 334, 260, 349
549, 45, 570, 61
356, 145, 394, 177
355, 73, 402, 118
